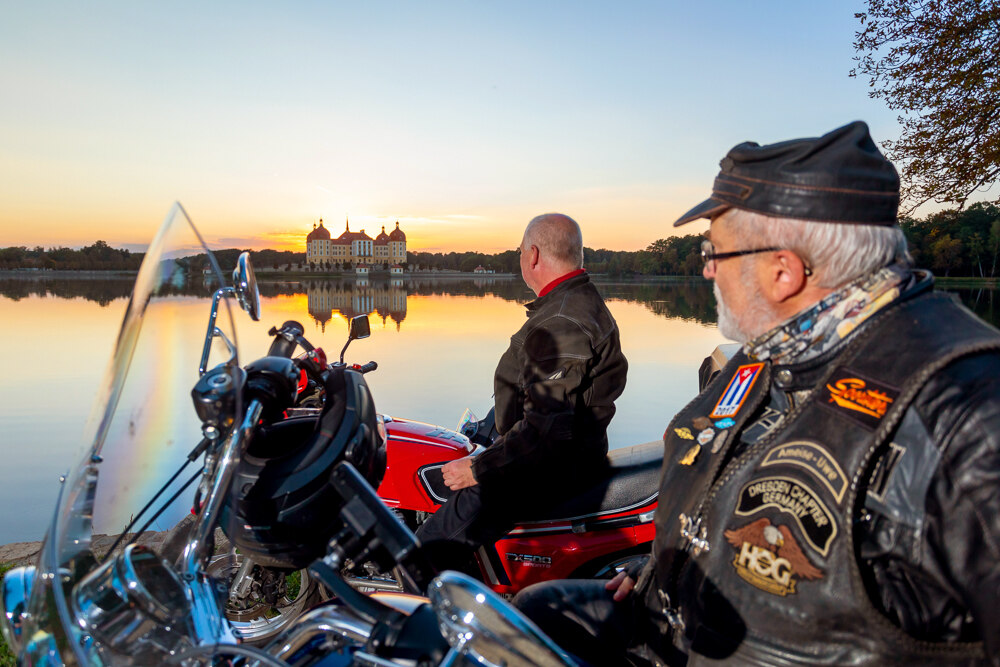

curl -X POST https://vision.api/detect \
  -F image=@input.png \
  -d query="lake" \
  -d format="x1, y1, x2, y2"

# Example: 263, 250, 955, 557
0, 273, 995, 544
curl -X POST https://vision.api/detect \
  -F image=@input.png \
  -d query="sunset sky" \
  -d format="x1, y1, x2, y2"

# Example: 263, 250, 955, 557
0, 2, 937, 254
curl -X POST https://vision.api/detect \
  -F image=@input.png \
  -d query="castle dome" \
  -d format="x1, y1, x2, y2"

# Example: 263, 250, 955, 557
307, 219, 331, 242
375, 226, 390, 245
389, 220, 406, 242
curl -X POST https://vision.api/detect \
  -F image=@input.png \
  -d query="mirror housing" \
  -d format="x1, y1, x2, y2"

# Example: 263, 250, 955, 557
340, 314, 371, 363
232, 252, 261, 321
349, 314, 370, 341
428, 571, 577, 667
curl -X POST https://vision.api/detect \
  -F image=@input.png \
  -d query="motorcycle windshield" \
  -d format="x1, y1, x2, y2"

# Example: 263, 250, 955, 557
24, 203, 240, 661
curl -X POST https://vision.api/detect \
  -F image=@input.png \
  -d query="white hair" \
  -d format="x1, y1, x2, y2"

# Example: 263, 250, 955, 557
724, 209, 912, 289
525, 213, 584, 269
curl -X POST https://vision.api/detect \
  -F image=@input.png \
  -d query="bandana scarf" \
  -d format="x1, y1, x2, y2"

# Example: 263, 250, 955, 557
747, 262, 911, 365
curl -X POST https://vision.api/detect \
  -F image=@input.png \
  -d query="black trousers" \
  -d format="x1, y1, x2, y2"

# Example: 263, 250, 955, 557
414, 485, 515, 576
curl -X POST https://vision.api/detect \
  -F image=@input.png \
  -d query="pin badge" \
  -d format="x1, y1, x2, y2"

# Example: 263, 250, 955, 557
711, 429, 729, 454
679, 443, 701, 465
692, 416, 713, 430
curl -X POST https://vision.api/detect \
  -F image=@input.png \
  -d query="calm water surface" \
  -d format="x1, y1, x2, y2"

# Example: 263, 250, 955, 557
0, 274, 995, 543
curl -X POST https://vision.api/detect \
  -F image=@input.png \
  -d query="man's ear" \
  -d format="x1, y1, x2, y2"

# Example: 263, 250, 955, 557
528, 244, 540, 270
763, 250, 809, 303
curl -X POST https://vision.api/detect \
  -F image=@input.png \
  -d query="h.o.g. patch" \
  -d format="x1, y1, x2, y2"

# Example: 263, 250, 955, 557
725, 518, 824, 596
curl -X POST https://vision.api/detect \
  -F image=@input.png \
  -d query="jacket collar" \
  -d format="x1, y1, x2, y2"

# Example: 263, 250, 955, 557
526, 272, 591, 311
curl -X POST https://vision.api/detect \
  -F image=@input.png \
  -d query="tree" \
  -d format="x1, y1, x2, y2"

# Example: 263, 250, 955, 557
851, 0, 1000, 211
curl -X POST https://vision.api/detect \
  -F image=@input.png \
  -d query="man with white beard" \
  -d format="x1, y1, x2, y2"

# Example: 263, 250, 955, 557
514, 121, 1000, 666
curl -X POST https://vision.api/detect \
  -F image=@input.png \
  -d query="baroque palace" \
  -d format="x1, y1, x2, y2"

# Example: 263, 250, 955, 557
306, 217, 407, 268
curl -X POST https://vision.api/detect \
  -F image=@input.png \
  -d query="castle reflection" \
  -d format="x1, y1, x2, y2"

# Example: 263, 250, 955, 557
303, 277, 408, 331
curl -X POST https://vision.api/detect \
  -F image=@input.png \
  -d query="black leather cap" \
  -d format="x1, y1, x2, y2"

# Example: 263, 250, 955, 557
674, 121, 900, 227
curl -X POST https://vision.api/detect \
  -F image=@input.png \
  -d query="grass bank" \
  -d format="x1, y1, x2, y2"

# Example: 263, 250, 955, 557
0, 561, 13, 666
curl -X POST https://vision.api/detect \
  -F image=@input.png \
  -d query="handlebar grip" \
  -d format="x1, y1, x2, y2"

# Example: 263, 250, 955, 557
267, 320, 306, 358
358, 361, 378, 374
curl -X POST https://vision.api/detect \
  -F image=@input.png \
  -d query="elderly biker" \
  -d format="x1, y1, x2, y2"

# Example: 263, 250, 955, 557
514, 121, 1000, 665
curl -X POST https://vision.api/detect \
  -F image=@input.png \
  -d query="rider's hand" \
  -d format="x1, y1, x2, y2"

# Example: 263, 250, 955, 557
442, 457, 478, 490
606, 570, 635, 602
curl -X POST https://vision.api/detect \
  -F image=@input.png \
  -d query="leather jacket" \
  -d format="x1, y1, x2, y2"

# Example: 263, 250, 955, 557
472, 273, 628, 506
647, 274, 1000, 665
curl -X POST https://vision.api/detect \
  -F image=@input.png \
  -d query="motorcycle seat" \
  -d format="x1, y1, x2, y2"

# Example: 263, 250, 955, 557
513, 439, 663, 525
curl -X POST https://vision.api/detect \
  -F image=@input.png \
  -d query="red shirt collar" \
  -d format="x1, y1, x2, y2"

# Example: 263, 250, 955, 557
538, 268, 586, 298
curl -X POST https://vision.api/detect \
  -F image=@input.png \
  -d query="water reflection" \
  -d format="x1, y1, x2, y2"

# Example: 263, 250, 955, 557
0, 275, 996, 329
0, 276, 134, 306
298, 277, 408, 331
1, 273, 998, 543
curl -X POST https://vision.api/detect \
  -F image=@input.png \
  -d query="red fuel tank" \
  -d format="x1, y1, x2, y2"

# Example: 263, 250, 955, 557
376, 416, 474, 511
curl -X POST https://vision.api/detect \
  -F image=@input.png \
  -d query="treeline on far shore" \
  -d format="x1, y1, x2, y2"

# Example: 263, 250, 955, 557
3, 204, 998, 278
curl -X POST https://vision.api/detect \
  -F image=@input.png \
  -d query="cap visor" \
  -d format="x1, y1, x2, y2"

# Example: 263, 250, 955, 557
673, 198, 729, 227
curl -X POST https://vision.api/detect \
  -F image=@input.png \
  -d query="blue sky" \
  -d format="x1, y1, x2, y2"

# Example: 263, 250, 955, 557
0, 2, 919, 252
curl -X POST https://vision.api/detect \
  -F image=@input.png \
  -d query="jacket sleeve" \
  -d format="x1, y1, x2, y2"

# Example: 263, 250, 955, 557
918, 354, 1000, 662
472, 316, 594, 488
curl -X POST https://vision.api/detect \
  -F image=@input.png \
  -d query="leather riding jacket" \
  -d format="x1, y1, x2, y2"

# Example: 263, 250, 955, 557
472, 273, 628, 506
645, 274, 1000, 665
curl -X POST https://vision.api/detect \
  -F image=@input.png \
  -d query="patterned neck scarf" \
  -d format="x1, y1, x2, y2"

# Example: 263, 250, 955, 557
746, 261, 911, 365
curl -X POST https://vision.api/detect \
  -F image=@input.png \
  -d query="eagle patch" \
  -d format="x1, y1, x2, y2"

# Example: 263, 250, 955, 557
725, 518, 824, 596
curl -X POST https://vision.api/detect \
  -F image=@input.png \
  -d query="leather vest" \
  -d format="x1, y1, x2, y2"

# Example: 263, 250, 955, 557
648, 291, 1000, 665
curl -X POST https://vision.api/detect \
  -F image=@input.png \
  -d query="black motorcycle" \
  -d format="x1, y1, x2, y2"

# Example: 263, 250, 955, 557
0, 203, 580, 666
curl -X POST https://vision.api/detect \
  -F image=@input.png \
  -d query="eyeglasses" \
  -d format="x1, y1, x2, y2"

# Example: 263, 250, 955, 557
700, 240, 813, 276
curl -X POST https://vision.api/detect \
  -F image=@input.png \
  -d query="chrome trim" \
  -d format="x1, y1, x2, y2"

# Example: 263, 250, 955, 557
417, 463, 451, 503
476, 546, 500, 586
272, 604, 372, 661
388, 435, 471, 450
199, 287, 238, 375
354, 651, 405, 667
72, 545, 190, 656
180, 398, 263, 645
514, 492, 659, 526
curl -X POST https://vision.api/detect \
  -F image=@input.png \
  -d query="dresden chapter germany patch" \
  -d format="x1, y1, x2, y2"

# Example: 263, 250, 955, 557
710, 363, 764, 419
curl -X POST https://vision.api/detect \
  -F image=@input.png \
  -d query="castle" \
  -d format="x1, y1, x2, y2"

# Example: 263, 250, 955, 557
306, 217, 407, 268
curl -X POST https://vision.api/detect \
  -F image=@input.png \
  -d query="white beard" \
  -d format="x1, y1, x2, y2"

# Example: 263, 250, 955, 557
714, 279, 778, 344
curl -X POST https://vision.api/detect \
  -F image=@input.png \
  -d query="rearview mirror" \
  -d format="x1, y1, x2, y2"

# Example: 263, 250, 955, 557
232, 252, 261, 322
340, 314, 371, 363
349, 314, 370, 341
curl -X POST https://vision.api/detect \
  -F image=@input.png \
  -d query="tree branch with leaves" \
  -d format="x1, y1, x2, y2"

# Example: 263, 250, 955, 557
851, 0, 1000, 212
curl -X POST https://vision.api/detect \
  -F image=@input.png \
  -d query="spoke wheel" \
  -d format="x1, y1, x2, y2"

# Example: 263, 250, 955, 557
206, 551, 320, 645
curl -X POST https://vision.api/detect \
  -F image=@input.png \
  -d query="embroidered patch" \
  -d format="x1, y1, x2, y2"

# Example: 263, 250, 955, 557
710, 363, 764, 419
725, 518, 824, 596
692, 416, 713, 430
867, 442, 906, 503
761, 441, 848, 504
674, 427, 695, 440
697, 428, 715, 445
820, 367, 900, 430
734, 476, 837, 556
714, 417, 736, 429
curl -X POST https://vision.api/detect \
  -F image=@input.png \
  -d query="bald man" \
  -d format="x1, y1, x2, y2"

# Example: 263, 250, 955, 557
415, 214, 628, 572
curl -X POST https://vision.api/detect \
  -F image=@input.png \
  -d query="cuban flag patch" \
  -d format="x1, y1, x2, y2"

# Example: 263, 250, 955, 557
710, 363, 764, 419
